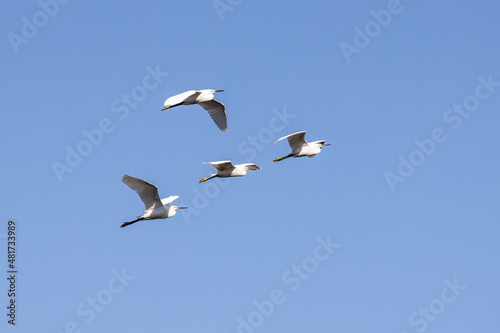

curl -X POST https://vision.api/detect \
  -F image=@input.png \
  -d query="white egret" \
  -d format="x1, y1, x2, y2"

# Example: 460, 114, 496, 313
273, 131, 330, 162
199, 161, 261, 183
121, 175, 187, 228
162, 89, 227, 131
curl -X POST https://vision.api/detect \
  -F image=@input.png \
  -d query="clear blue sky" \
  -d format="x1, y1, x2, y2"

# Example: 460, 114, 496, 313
2, 0, 500, 332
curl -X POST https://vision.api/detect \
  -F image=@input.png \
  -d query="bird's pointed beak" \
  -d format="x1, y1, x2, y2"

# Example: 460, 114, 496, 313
162, 106, 170, 111
322, 143, 331, 146
215, 90, 224, 93
175, 206, 188, 210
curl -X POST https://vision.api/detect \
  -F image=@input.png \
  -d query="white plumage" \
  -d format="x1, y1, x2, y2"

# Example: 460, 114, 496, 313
162, 89, 227, 131
199, 161, 261, 183
273, 131, 330, 162
121, 175, 187, 228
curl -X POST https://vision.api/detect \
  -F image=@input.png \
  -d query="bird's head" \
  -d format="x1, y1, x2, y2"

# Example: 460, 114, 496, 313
169, 205, 188, 217
243, 164, 261, 171
318, 142, 331, 149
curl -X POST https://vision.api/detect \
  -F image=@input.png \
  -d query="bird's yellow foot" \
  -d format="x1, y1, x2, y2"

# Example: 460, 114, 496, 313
199, 178, 209, 183
161, 106, 170, 111
273, 157, 283, 162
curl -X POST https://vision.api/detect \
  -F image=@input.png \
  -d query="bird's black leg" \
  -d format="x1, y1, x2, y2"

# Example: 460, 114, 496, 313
161, 103, 183, 111
199, 175, 217, 183
121, 217, 144, 228
273, 153, 294, 162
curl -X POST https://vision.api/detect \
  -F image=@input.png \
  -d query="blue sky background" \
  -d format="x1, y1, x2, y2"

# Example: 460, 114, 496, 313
2, 0, 500, 332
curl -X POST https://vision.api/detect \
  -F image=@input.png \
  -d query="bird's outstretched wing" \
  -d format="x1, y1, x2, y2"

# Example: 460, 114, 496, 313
205, 160, 234, 172
239, 163, 261, 170
275, 131, 307, 151
122, 175, 163, 210
163, 90, 198, 107
198, 99, 228, 131
161, 195, 179, 205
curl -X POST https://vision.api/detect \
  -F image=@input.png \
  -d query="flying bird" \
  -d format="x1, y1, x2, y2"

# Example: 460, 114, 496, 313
199, 161, 261, 183
162, 89, 227, 131
121, 175, 187, 228
273, 131, 330, 162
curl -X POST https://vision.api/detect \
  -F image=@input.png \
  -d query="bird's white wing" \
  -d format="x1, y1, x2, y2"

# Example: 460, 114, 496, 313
239, 163, 261, 170
198, 99, 228, 131
164, 90, 198, 107
205, 160, 234, 172
122, 175, 163, 210
275, 131, 307, 151
161, 195, 179, 205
